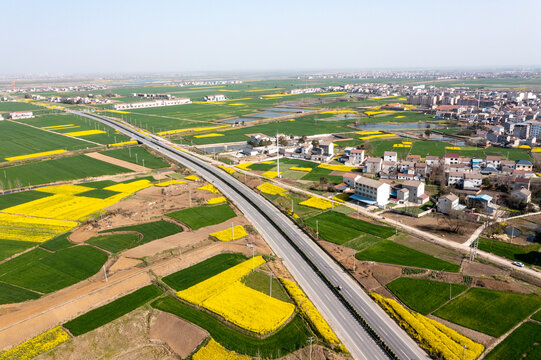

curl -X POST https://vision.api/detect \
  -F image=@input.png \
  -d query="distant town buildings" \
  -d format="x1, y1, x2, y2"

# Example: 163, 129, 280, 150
113, 98, 191, 110
203, 94, 228, 102
9, 111, 34, 119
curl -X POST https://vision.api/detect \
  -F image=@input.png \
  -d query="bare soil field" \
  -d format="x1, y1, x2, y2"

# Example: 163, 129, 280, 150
394, 233, 463, 265
149, 311, 208, 358
388, 213, 478, 244
85, 152, 150, 172
36, 308, 177, 360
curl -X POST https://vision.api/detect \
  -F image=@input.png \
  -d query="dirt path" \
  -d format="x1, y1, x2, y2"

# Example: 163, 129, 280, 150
0, 242, 251, 351
85, 152, 149, 172
122, 215, 249, 258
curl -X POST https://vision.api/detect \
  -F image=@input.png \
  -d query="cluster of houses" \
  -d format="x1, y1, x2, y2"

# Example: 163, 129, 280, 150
203, 94, 228, 102
113, 98, 191, 110
339, 172, 428, 208
8, 111, 34, 120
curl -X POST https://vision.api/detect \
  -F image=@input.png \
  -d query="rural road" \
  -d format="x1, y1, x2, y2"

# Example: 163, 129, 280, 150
79, 111, 430, 360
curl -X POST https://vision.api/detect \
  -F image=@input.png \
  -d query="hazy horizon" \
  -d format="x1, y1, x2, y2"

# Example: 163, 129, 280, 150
2, 0, 541, 76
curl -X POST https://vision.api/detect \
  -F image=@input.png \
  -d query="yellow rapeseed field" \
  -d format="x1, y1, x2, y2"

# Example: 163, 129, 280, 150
227, 103, 245, 106
198, 184, 220, 194
518, 145, 531, 149
359, 134, 397, 140
257, 182, 287, 196
64, 130, 106, 137
194, 133, 225, 138
356, 131, 381, 135
203, 282, 294, 334
192, 339, 250, 360
41, 124, 76, 130
445, 146, 461, 150
365, 110, 397, 116
371, 293, 484, 360
395, 115, 405, 118
177, 256, 266, 305
0, 213, 77, 243
157, 125, 229, 136
154, 180, 186, 187
205, 196, 227, 205
299, 196, 333, 210
318, 164, 357, 172
210, 225, 248, 241
531, 147, 541, 153
235, 162, 253, 170
106, 110, 130, 114
5, 180, 152, 221
261, 171, 281, 179
0, 326, 70, 360
289, 166, 311, 172
261, 160, 275, 164
218, 165, 236, 174
320, 110, 357, 114
111, 140, 138, 147
184, 175, 201, 181
5, 149, 68, 162
393, 144, 411, 148
281, 278, 344, 349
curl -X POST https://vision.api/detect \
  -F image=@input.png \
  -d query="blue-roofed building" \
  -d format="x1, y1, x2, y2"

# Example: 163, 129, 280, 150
467, 194, 498, 214
515, 160, 533, 171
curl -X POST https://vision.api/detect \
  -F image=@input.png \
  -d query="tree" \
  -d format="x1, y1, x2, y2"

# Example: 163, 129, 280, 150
425, 124, 431, 136
311, 140, 320, 148
438, 210, 470, 235
278, 136, 288, 147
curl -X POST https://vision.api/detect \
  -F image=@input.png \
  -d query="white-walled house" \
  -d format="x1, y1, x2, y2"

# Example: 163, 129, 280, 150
437, 193, 460, 214
351, 176, 390, 207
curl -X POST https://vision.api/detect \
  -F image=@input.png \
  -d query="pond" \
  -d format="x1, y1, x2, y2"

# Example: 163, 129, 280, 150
221, 117, 260, 124
250, 112, 294, 118
505, 227, 521, 237
264, 107, 312, 113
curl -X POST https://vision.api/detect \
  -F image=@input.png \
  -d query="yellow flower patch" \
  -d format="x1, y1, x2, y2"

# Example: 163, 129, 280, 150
395, 115, 405, 118
198, 184, 220, 194
218, 165, 236, 174
371, 293, 484, 360
64, 130, 106, 137
320, 110, 357, 114
157, 125, 230, 136
393, 144, 411, 148
318, 164, 358, 172
518, 145, 531, 149
261, 171, 281, 179
178, 257, 294, 335
192, 339, 250, 360
365, 110, 397, 116
359, 134, 398, 140
5, 181, 152, 221
281, 278, 343, 348
356, 131, 381, 135
111, 140, 138, 147
0, 213, 77, 243
107, 110, 130, 114
257, 182, 287, 196
316, 92, 347, 96
184, 175, 201, 181
289, 166, 311, 172
0, 326, 70, 360
41, 124, 76, 130
288, 118, 295, 121
5, 149, 68, 162
227, 103, 245, 106
369, 96, 396, 100
194, 133, 225, 138
531, 147, 541, 153
205, 196, 227, 205
154, 180, 186, 187
247, 88, 284, 92
402, 141, 412, 144
203, 281, 294, 334
261, 160, 275, 164
445, 146, 461, 150
235, 162, 253, 171
210, 225, 248, 242
299, 196, 333, 210
177, 257, 265, 305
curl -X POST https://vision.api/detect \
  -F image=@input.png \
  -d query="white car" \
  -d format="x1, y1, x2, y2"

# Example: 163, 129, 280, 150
512, 261, 524, 267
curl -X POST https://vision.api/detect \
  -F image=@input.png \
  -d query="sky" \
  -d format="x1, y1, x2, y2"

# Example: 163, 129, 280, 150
1, 0, 540, 76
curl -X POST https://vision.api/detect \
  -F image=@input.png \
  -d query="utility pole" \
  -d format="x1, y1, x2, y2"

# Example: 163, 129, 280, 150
291, 199, 294, 213
276, 130, 280, 178
269, 272, 273, 298
103, 265, 108, 282
462, 344, 467, 360
307, 337, 314, 360
353, 250, 356, 272
316, 220, 319, 240
189, 189, 192, 207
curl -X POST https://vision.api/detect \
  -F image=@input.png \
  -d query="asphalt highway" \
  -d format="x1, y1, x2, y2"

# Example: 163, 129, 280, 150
79, 111, 430, 360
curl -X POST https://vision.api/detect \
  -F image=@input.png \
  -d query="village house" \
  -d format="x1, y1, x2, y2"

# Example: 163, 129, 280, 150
9, 111, 34, 119
203, 94, 228, 102
384, 151, 397, 162
350, 176, 390, 207
364, 157, 382, 173
463, 173, 483, 190
402, 180, 429, 204
444, 153, 460, 165
437, 193, 460, 214
515, 160, 533, 171
425, 156, 441, 167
